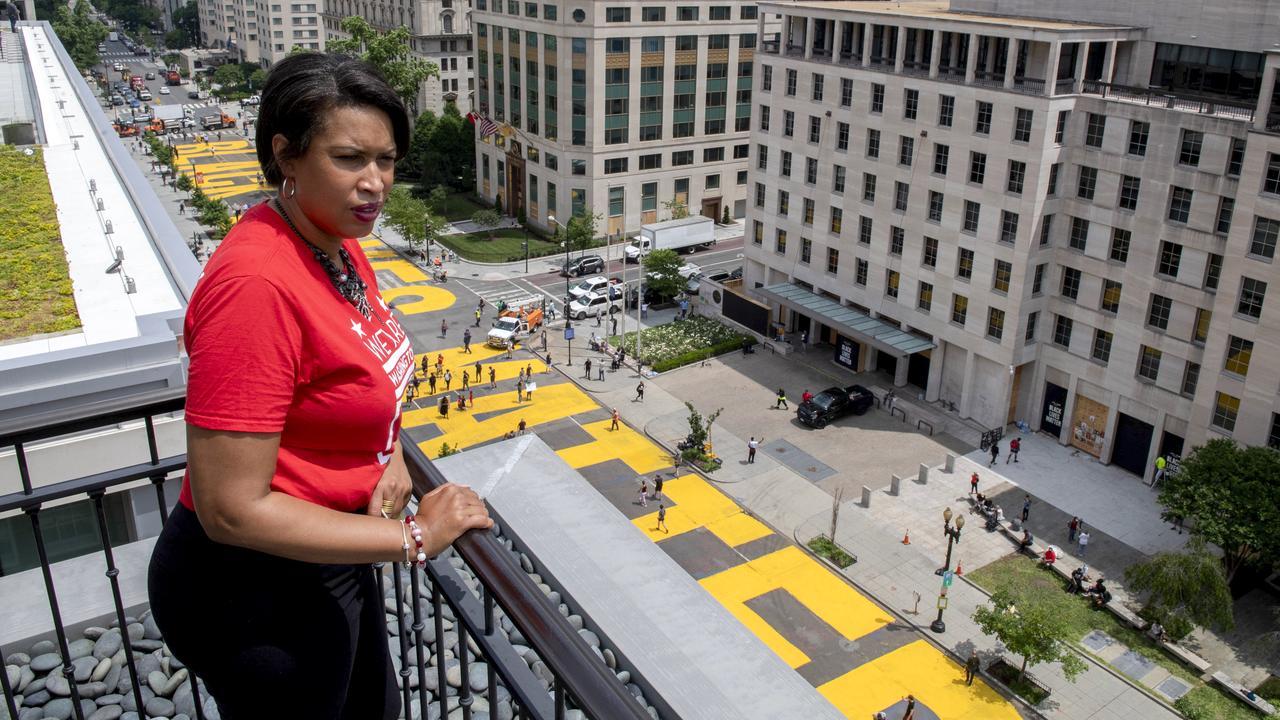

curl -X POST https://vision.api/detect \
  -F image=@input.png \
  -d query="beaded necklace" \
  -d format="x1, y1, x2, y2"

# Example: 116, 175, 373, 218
273, 199, 372, 320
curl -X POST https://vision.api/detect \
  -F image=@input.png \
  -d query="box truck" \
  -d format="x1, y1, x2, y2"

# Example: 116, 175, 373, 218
623, 215, 715, 263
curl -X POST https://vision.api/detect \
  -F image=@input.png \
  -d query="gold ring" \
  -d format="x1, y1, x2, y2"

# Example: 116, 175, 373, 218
381, 499, 396, 517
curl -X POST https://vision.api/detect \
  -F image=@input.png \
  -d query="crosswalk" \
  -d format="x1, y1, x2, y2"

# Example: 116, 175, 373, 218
461, 278, 564, 317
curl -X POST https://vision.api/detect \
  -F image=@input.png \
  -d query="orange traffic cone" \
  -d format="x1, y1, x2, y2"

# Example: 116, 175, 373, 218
902, 529, 911, 545
956, 558, 964, 575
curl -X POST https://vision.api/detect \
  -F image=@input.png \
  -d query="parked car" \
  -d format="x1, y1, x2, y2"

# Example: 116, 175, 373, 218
241, 94, 261, 106
704, 269, 733, 283
797, 385, 875, 428
568, 287, 624, 320
109, 94, 124, 106
568, 274, 616, 301
560, 254, 604, 277
187, 90, 200, 99
128, 98, 141, 108
138, 89, 152, 101
144, 71, 155, 80
158, 86, 170, 95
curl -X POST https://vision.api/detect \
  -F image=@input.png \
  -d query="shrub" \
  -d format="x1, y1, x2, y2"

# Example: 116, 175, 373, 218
612, 316, 755, 372
808, 535, 854, 568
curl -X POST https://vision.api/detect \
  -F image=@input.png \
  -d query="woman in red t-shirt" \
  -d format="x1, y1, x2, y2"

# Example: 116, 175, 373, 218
147, 53, 490, 720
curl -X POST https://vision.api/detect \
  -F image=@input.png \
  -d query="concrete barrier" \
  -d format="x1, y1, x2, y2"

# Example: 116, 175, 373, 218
890, 475, 902, 495
917, 463, 929, 484
861, 485, 872, 507
945, 453, 956, 473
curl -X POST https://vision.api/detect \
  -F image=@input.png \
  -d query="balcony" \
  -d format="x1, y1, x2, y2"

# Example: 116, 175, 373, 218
0, 393, 654, 720
1078, 80, 1257, 122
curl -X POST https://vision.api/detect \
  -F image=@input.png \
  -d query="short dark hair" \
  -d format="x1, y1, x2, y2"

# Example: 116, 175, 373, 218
255, 53, 410, 186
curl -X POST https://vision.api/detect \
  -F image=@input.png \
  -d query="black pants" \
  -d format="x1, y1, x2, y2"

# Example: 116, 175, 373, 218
148, 504, 398, 720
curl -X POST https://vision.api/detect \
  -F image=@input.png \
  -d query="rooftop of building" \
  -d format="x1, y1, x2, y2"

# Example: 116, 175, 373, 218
762, 0, 1138, 32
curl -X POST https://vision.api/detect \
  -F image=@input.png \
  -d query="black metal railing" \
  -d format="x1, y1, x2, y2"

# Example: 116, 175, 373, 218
1055, 78, 1077, 95
1079, 81, 1256, 121
0, 392, 653, 720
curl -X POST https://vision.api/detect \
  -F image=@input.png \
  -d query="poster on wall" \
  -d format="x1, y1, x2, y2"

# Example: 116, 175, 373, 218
1041, 382, 1066, 437
1069, 393, 1110, 458
834, 336, 859, 370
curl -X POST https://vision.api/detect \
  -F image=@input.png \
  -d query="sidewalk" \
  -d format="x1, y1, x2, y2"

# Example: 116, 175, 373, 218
545, 345, 1183, 720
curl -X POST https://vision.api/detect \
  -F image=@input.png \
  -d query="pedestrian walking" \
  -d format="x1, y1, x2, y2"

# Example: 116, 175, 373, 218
518, 418, 527, 435
970, 472, 979, 495
747, 437, 759, 464
1021, 494, 1031, 523
964, 651, 980, 686
545, 352, 552, 368
637, 480, 648, 507
526, 364, 532, 379
435, 354, 444, 375
427, 373, 437, 395
611, 408, 620, 431
775, 388, 788, 410
443, 369, 452, 391
4, 3, 15, 33
634, 381, 645, 402
655, 503, 668, 533
1068, 516, 1080, 543
505, 344, 514, 360
438, 395, 449, 418
440, 318, 448, 338
474, 360, 482, 380
653, 475, 664, 500
488, 366, 496, 388
178, 201, 185, 215
1008, 437, 1021, 463
463, 329, 472, 353
584, 358, 592, 379
1077, 530, 1090, 557
884, 389, 896, 414
595, 309, 602, 327
988, 440, 1000, 467
421, 355, 430, 375
474, 308, 482, 327
461, 371, 470, 390
902, 694, 917, 720
468, 389, 473, 407
1150, 455, 1167, 487
597, 365, 605, 381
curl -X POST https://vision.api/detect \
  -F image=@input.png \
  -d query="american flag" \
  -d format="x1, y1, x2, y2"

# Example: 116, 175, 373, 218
467, 111, 499, 138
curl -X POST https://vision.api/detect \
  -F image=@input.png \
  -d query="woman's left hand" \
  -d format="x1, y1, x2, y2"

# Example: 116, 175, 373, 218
368, 441, 413, 517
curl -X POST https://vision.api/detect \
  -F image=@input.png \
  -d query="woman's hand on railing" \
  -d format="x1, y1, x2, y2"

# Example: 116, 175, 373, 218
416, 484, 493, 557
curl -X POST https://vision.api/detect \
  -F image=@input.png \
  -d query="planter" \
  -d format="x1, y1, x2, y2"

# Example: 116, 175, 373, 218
807, 535, 856, 569
987, 657, 1052, 705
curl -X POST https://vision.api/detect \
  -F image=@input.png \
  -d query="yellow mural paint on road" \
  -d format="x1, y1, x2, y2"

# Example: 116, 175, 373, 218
556, 419, 671, 476
370, 258, 431, 283
410, 382, 597, 459
365, 250, 399, 259
699, 546, 894, 669
632, 474, 772, 547
412, 344, 533, 372
818, 640, 1021, 720
381, 285, 456, 314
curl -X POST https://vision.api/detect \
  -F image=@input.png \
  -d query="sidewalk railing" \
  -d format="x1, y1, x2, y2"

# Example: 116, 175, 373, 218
0, 391, 653, 720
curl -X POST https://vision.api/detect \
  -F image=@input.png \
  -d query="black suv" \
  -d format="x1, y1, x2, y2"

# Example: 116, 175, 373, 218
561, 255, 605, 277
797, 385, 875, 428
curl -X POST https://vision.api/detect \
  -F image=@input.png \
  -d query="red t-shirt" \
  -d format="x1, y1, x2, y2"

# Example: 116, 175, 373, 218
179, 203, 415, 513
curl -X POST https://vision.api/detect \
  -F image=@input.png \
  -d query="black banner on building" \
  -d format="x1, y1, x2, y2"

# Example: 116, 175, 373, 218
834, 336, 859, 370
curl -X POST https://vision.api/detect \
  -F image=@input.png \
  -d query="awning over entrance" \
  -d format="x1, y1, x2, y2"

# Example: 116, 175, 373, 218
756, 283, 935, 356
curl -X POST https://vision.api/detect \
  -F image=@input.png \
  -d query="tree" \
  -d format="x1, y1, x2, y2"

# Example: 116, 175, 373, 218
168, 1, 199, 49
643, 249, 685, 301
248, 68, 268, 91
663, 198, 689, 220
426, 185, 449, 215
1157, 438, 1280, 583
382, 186, 444, 255
52, 2, 108, 70
972, 590, 1087, 683
400, 110, 437, 182
563, 211, 600, 257
682, 402, 723, 464
471, 209, 502, 240
721, 206, 732, 224
418, 105, 474, 191
1124, 537, 1234, 635
325, 17, 436, 108
212, 63, 246, 90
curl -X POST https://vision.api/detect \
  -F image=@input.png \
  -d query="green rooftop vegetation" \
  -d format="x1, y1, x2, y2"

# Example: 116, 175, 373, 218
0, 145, 79, 342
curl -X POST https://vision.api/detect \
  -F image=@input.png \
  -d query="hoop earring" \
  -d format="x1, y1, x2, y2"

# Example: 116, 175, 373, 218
283, 177, 298, 199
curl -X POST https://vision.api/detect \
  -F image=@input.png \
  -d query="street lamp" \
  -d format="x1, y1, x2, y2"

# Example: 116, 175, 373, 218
935, 507, 965, 575
550, 214, 573, 366
522, 222, 529, 273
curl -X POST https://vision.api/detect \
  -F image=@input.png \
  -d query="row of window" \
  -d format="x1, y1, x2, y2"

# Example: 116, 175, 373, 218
477, 0, 758, 21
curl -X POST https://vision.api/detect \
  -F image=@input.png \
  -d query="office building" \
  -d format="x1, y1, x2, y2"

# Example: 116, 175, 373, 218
745, 0, 1280, 474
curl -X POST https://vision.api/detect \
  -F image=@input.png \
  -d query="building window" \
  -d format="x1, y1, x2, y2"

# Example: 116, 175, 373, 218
826, 247, 840, 274
938, 95, 954, 127
1077, 166, 1097, 200
969, 151, 987, 184
1061, 267, 1081, 300
1118, 176, 1140, 211
1069, 216, 1089, 251
705, 174, 720, 190
1054, 110, 1069, 144
758, 105, 770, 131
889, 226, 905, 255
962, 200, 980, 233
710, 5, 730, 20
1181, 361, 1200, 397
899, 136, 915, 166
987, 308, 1005, 340
640, 153, 662, 170
1270, 415, 1280, 449
1238, 277, 1267, 318
676, 5, 698, 21
1168, 187, 1193, 223
1053, 315, 1073, 347
922, 236, 938, 268
830, 206, 843, 232
673, 150, 694, 166
756, 146, 768, 171
993, 259, 1012, 293
785, 69, 797, 96
1025, 311, 1039, 344
1085, 113, 1106, 148
862, 173, 876, 202
974, 101, 992, 134
1147, 294, 1172, 330
1000, 211, 1019, 245
608, 186, 624, 216
1110, 228, 1131, 263
856, 258, 868, 286
866, 128, 880, 158
1007, 161, 1026, 195
1205, 254, 1223, 290
833, 165, 846, 193
957, 247, 973, 280
871, 83, 884, 113
604, 157, 628, 174
806, 157, 818, 184
779, 151, 791, 177
885, 269, 899, 298
778, 190, 789, 215
836, 122, 850, 151
1039, 215, 1054, 246
1265, 154, 1280, 195
859, 216, 872, 245
775, 228, 787, 254
1091, 329, 1112, 363
918, 281, 933, 311
812, 74, 825, 101
1101, 280, 1122, 313
1179, 130, 1203, 166
903, 88, 918, 120
1128, 120, 1149, 156
752, 220, 763, 245
1216, 197, 1235, 235
641, 181, 657, 212
1252, 216, 1280, 258
760, 64, 772, 91
1212, 392, 1240, 432
1224, 335, 1254, 377
894, 182, 909, 211
1013, 108, 1033, 142
754, 183, 765, 208
807, 116, 822, 143
783, 110, 794, 137
1158, 241, 1183, 278
605, 6, 630, 21
800, 237, 812, 264
1193, 308, 1211, 344
840, 78, 853, 107
641, 5, 664, 20
927, 191, 943, 222
1227, 138, 1246, 177
932, 144, 949, 175
951, 294, 968, 325
1032, 263, 1046, 295
1047, 163, 1060, 196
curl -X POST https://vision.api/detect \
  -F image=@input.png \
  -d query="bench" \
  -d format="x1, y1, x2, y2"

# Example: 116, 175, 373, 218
1212, 671, 1277, 715
1105, 602, 1149, 631
1162, 642, 1212, 674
